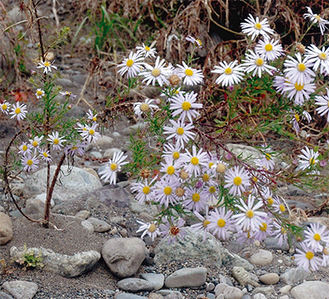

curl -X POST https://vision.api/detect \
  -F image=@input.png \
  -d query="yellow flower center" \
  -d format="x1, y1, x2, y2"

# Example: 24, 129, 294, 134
53, 138, 59, 145
208, 162, 214, 168
196, 39, 202, 46
22, 145, 28, 151
265, 44, 273, 51
185, 69, 193, 76
217, 219, 226, 227
295, 114, 300, 122
279, 204, 285, 212
32, 141, 38, 147
225, 67, 233, 75
255, 58, 264, 66
145, 46, 150, 51
191, 157, 199, 165
315, 15, 321, 22
140, 103, 150, 112
151, 68, 161, 77
267, 197, 274, 205
15, 108, 21, 114
37, 90, 43, 96
202, 173, 210, 182
176, 127, 184, 135
110, 163, 118, 171
164, 186, 172, 195
2, 104, 7, 110
27, 159, 33, 166
93, 116, 97, 122
246, 209, 254, 218
148, 223, 156, 232
314, 233, 321, 241
305, 251, 314, 260
260, 222, 267, 231
89, 129, 95, 135
309, 157, 316, 165
192, 193, 200, 202
209, 186, 216, 193
126, 59, 134, 67
43, 152, 48, 158
173, 151, 180, 159
265, 153, 272, 161
319, 52, 327, 60
297, 63, 306, 72
203, 219, 210, 227
142, 186, 150, 194
181, 101, 191, 111
253, 176, 258, 183
167, 166, 175, 175
254, 23, 262, 30
233, 176, 242, 186
294, 83, 304, 91
44, 62, 50, 67
216, 163, 226, 173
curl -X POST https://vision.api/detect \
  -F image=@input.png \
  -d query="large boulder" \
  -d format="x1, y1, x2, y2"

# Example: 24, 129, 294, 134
0, 212, 13, 245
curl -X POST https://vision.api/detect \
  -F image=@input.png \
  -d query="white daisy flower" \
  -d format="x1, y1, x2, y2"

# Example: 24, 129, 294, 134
169, 91, 203, 122
224, 166, 251, 196
136, 220, 160, 241
136, 43, 157, 58
232, 195, 267, 232
186, 35, 202, 48
117, 51, 144, 78
160, 156, 182, 179
253, 217, 273, 242
183, 187, 208, 212
18, 142, 32, 156
80, 123, 101, 144
9, 102, 27, 121
59, 91, 77, 99
304, 222, 329, 252
283, 53, 315, 85
133, 98, 158, 117
273, 75, 287, 94
176, 61, 204, 86
189, 210, 211, 242
163, 119, 195, 149
35, 88, 45, 99
242, 50, 276, 78
131, 177, 157, 205
140, 56, 170, 86
29, 136, 43, 151
304, 6, 329, 35
294, 241, 322, 272
153, 176, 180, 207
296, 146, 319, 171
260, 186, 275, 207
282, 79, 316, 106
47, 131, 66, 151
305, 44, 329, 75
38, 148, 52, 162
272, 220, 288, 246
0, 101, 10, 114
240, 14, 274, 40
180, 145, 209, 177
255, 37, 283, 61
162, 142, 182, 160
99, 151, 128, 185
207, 207, 234, 240
211, 60, 245, 87
86, 109, 97, 122
37, 60, 57, 74
160, 216, 187, 244
21, 154, 39, 172
315, 88, 329, 122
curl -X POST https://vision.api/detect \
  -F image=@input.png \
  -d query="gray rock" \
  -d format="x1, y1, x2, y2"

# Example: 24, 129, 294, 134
250, 250, 273, 266
122, 122, 147, 135
0, 291, 14, 299
25, 193, 56, 215
90, 151, 103, 159
225, 144, 262, 164
115, 293, 148, 299
279, 285, 291, 294
165, 267, 207, 288
0, 212, 13, 245
102, 237, 146, 278
148, 294, 164, 299
86, 217, 111, 232
290, 281, 329, 299
253, 294, 267, 299
22, 166, 102, 201
10, 246, 100, 277
280, 267, 310, 285
117, 278, 154, 292
56, 78, 77, 88
156, 290, 183, 298
103, 148, 122, 159
75, 210, 91, 219
214, 283, 244, 299
164, 293, 184, 299
264, 237, 289, 251
2, 280, 38, 299
259, 273, 279, 285
221, 248, 254, 271
279, 296, 289, 299
154, 231, 223, 267
81, 220, 94, 233
140, 273, 164, 291
232, 267, 260, 287
95, 136, 113, 147
252, 286, 274, 296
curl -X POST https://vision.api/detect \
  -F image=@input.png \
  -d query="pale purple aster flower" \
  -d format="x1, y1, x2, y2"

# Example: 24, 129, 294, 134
304, 222, 329, 252
211, 60, 245, 87
160, 156, 182, 179
253, 216, 273, 242
296, 146, 319, 171
18, 142, 32, 156
153, 176, 180, 207
283, 79, 316, 106
242, 50, 276, 78
295, 241, 322, 271
21, 154, 39, 172
35, 88, 45, 99
272, 196, 287, 214
224, 166, 251, 196
99, 151, 128, 185
273, 75, 287, 94
232, 195, 267, 232
80, 123, 101, 144
136, 220, 160, 241
180, 145, 209, 177
134, 98, 159, 117
140, 56, 171, 86
131, 176, 157, 205
305, 44, 329, 74
169, 91, 203, 122
183, 186, 208, 212
189, 209, 211, 242
136, 43, 157, 58
272, 220, 288, 246
37, 60, 57, 74
240, 14, 274, 40
10, 102, 27, 121
304, 6, 329, 35
29, 136, 43, 152
315, 88, 329, 122
117, 51, 144, 78
207, 207, 234, 240
186, 35, 202, 48
86, 109, 97, 122
175, 61, 204, 86
236, 230, 255, 245
163, 119, 195, 149
47, 131, 66, 151
255, 37, 284, 61
59, 91, 77, 99
160, 217, 187, 244
0, 101, 10, 114
38, 148, 52, 162
162, 142, 182, 160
